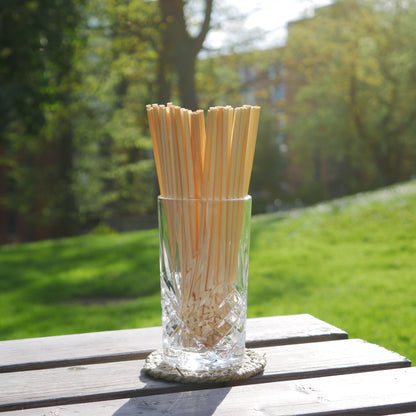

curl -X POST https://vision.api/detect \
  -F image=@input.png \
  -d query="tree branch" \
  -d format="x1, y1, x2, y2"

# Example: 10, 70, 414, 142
194, 0, 213, 52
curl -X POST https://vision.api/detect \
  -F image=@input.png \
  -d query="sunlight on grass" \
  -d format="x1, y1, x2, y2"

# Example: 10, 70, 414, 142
1, 181, 415, 364
248, 181, 416, 362
0, 229, 160, 339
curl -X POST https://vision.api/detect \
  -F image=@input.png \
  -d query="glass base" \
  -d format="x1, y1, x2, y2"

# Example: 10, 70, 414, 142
161, 277, 247, 372
144, 348, 266, 383
163, 346, 245, 372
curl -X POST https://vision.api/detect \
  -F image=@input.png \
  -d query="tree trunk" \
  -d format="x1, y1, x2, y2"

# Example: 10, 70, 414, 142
158, 0, 213, 109
177, 50, 198, 110
55, 119, 77, 237
157, 53, 171, 104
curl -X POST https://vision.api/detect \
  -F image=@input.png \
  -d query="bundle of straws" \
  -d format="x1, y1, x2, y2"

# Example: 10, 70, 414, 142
147, 103, 260, 348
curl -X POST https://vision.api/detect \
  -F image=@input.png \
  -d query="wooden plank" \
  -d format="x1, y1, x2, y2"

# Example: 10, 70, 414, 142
246, 314, 348, 347
0, 314, 347, 373
0, 339, 409, 412
4, 367, 416, 416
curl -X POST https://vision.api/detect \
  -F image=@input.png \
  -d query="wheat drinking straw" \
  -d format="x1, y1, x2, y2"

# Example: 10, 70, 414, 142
147, 103, 260, 372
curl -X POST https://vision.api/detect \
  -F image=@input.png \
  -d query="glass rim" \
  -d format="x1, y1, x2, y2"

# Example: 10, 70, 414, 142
158, 195, 251, 202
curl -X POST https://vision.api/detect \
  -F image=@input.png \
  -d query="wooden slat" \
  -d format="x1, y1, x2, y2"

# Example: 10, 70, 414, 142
3, 367, 416, 415
247, 314, 348, 347
0, 314, 347, 373
0, 339, 409, 412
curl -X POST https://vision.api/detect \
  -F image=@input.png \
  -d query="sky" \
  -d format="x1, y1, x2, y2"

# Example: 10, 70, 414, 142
204, 0, 334, 50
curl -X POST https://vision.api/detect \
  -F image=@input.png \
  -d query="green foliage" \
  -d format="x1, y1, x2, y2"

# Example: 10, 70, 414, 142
1, 0, 84, 237
0, 0, 280, 241
250, 111, 286, 214
0, 0, 82, 135
197, 48, 283, 109
197, 48, 287, 212
5, 0, 416, 243
0, 0, 164, 240
285, 0, 416, 202
66, 0, 161, 226
90, 222, 117, 235
1, 180, 416, 364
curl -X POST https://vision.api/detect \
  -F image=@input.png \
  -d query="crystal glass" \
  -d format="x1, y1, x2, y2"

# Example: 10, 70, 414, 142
158, 196, 252, 372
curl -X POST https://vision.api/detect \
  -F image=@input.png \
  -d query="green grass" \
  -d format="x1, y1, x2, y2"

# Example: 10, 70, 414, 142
0, 230, 161, 339
1, 181, 416, 364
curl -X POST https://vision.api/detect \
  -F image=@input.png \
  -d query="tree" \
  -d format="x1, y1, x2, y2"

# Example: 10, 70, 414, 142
250, 111, 287, 213
197, 48, 288, 212
70, 0, 233, 230
284, 0, 416, 202
1, 0, 276, 241
70, 0, 160, 228
0, 0, 83, 242
157, 0, 213, 109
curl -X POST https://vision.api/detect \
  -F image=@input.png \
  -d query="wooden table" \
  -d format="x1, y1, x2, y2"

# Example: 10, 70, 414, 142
1, 314, 416, 415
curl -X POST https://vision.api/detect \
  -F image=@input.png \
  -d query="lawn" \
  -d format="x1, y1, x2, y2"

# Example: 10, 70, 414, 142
1, 180, 415, 364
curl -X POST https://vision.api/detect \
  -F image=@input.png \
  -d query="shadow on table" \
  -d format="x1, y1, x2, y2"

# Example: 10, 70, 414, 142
111, 368, 231, 416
